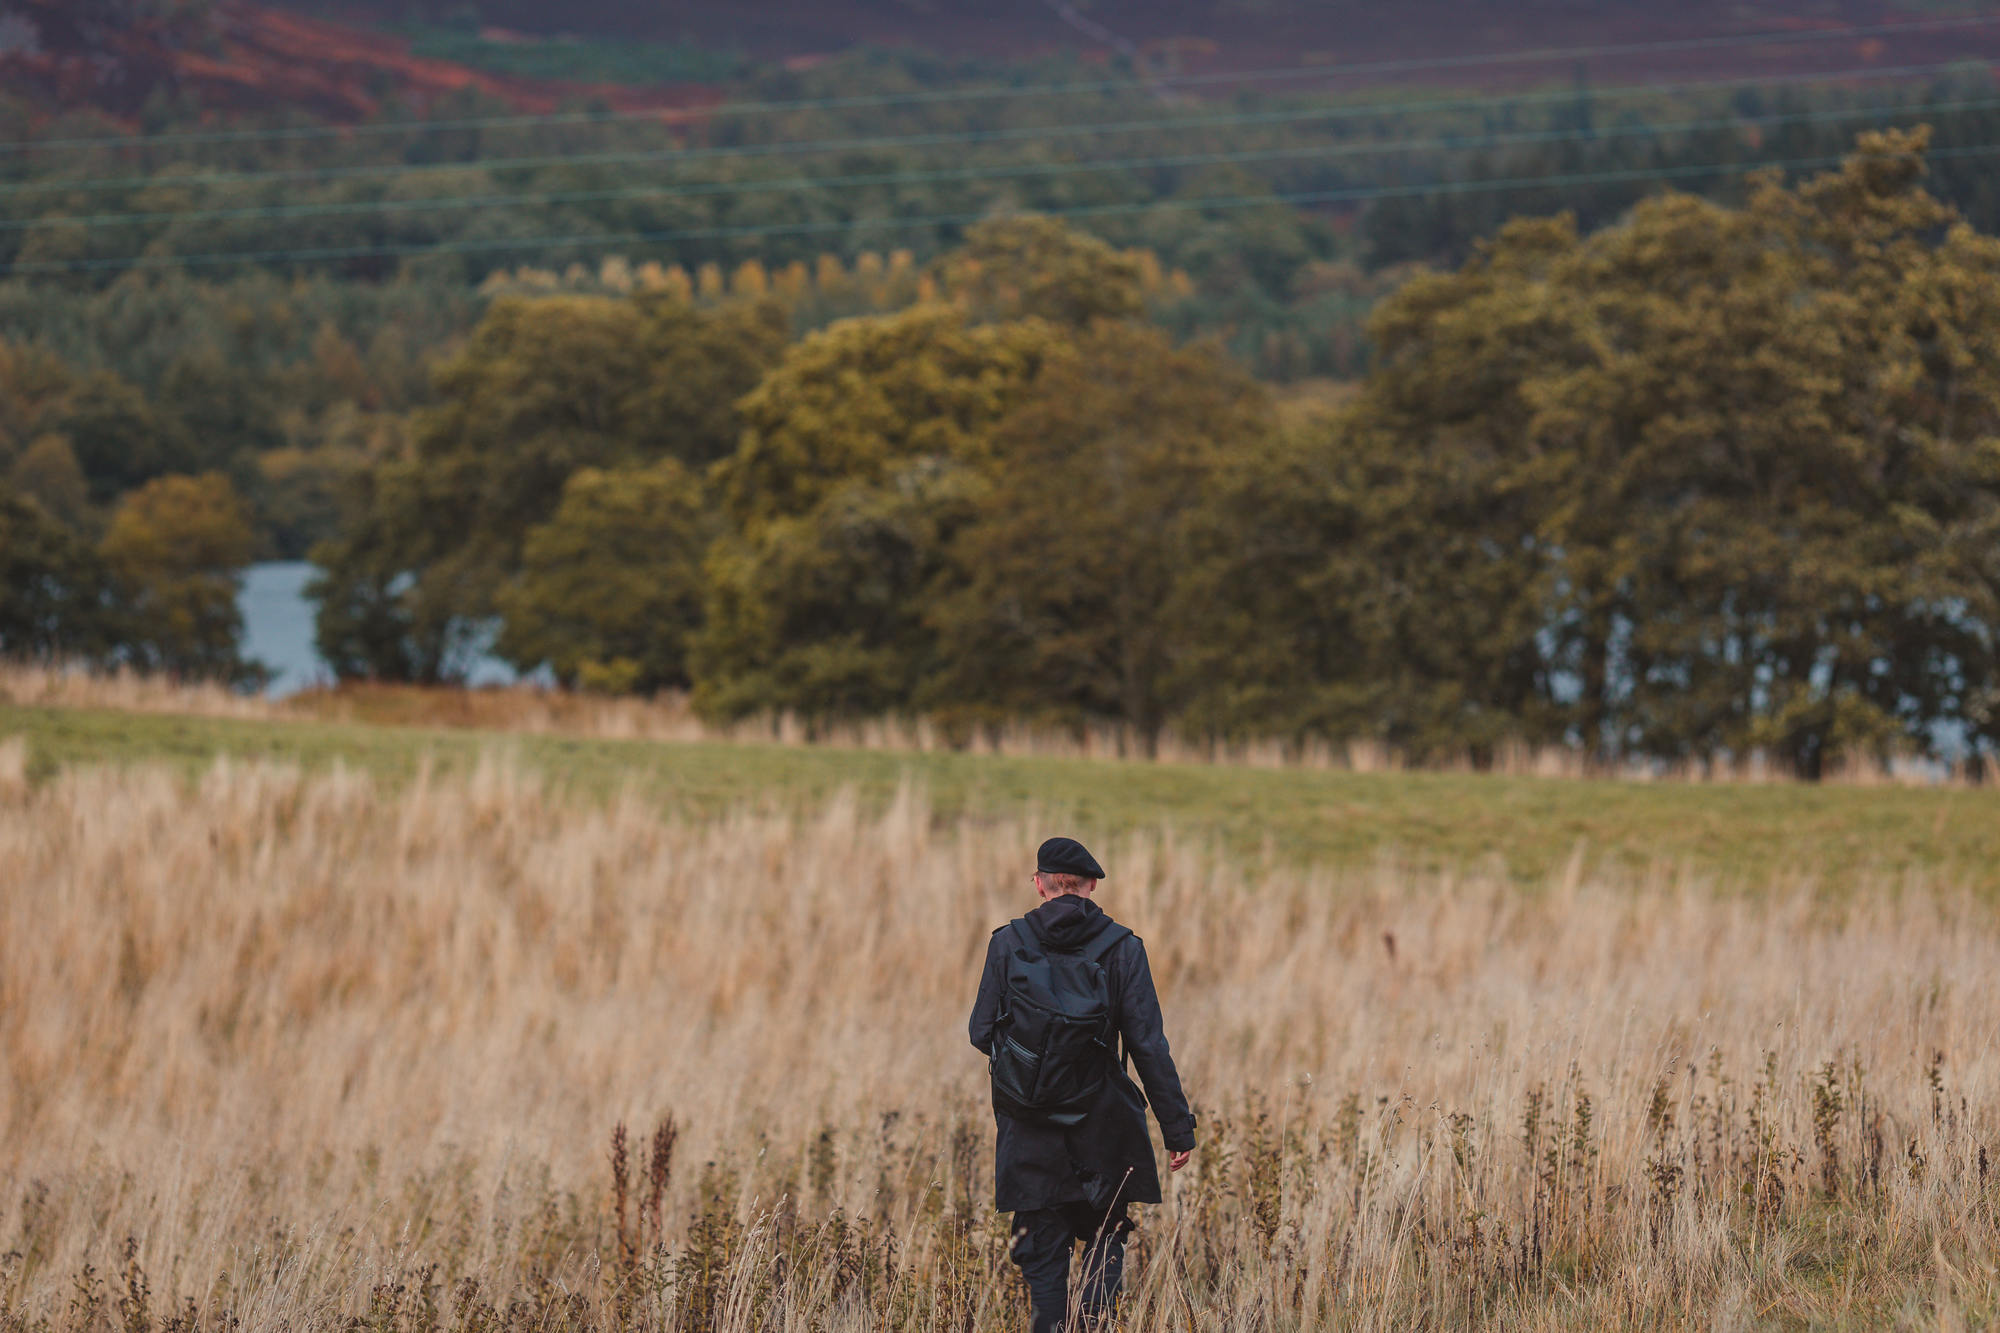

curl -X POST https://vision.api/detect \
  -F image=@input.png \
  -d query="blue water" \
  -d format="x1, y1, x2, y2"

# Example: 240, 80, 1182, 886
237, 562, 519, 697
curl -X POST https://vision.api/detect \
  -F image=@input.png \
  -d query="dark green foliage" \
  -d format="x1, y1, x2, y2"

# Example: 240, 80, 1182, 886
496, 459, 713, 693
637, 296, 799, 467
100, 472, 261, 681
280, 167, 2000, 772
251, 446, 365, 562
0, 483, 115, 662
55, 371, 195, 504
928, 322, 1273, 746
306, 464, 459, 683
1286, 129, 2000, 769
154, 350, 286, 474
681, 152, 2000, 772
693, 463, 983, 722
0, 373, 261, 680
692, 304, 1061, 720
310, 293, 787, 681
931, 215, 1151, 327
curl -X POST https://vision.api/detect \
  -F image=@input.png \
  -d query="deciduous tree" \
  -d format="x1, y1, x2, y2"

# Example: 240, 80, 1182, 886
931, 215, 1151, 327
0, 483, 114, 663
100, 472, 257, 681
926, 323, 1273, 750
1290, 130, 2000, 772
496, 460, 712, 693
311, 293, 785, 680
694, 305, 1062, 719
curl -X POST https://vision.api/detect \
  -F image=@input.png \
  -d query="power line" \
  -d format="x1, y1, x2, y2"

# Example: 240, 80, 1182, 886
0, 58, 1984, 201
8, 138, 1985, 278
3, 13, 1996, 154
12, 94, 1996, 235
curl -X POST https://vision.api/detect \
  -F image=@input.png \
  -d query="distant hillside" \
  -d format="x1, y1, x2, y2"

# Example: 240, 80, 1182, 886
6, 0, 1995, 127
0, 0, 720, 123
289, 0, 2000, 91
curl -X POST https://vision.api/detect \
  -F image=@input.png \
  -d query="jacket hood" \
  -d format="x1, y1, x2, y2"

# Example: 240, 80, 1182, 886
1025, 893, 1113, 953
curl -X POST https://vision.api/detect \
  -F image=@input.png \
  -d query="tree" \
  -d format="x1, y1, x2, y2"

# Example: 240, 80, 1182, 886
712, 303, 1059, 527
0, 484, 115, 663
55, 371, 194, 504
100, 472, 258, 681
635, 295, 796, 466
310, 292, 786, 681
252, 445, 363, 562
931, 215, 1151, 327
1539, 131, 2000, 774
1264, 213, 1591, 761
6, 435, 94, 534
695, 462, 985, 721
1291, 129, 2000, 773
926, 323, 1274, 749
0, 340, 76, 470
495, 460, 712, 693
694, 305, 1064, 719
306, 462, 456, 683
156, 350, 285, 475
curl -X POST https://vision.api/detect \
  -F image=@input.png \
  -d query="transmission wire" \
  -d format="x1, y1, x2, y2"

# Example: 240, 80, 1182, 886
10, 93, 1996, 234
9, 139, 1992, 278
0, 58, 1984, 200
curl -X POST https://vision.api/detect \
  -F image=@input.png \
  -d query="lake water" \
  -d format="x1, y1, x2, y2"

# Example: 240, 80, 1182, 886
237, 561, 519, 697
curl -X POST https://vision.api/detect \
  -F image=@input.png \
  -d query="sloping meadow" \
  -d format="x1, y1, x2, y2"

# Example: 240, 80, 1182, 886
4, 748, 1999, 1329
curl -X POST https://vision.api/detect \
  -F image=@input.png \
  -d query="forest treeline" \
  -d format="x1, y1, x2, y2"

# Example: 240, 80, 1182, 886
291, 132, 2000, 774
4, 114, 2000, 770
3, 45, 1999, 562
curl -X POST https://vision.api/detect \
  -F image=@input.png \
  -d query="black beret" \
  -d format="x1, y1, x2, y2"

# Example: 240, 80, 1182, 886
1037, 836, 1104, 880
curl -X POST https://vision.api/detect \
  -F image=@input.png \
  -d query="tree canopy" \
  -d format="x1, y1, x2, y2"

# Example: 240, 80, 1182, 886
0, 484, 114, 663
496, 459, 712, 694
101, 472, 259, 681
309, 292, 787, 681
1293, 129, 2000, 770
927, 322, 1273, 746
694, 304, 1065, 720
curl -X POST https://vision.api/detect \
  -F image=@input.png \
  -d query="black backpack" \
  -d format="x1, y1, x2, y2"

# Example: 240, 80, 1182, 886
988, 918, 1133, 1126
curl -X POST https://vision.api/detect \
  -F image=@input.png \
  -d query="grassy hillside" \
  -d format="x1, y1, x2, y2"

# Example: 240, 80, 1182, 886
7, 701, 1998, 891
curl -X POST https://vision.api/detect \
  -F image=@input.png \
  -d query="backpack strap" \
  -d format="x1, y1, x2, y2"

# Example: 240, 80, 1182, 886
1083, 923, 1133, 964
996, 919, 1037, 1026
1083, 924, 1135, 1068
1007, 919, 1041, 959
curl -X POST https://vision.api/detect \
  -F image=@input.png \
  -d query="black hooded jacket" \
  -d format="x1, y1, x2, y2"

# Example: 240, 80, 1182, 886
968, 894, 1196, 1212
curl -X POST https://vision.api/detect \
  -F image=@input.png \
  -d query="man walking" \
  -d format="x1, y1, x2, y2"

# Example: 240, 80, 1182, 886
969, 836, 1195, 1332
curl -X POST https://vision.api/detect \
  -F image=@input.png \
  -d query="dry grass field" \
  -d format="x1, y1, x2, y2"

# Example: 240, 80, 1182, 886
5, 737, 2000, 1330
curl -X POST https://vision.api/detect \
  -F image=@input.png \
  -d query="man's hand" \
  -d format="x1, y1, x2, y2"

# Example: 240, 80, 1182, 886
1168, 1149, 1192, 1173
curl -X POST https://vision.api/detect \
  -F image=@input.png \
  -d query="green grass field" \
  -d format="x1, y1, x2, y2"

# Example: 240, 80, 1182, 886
8, 701, 1999, 892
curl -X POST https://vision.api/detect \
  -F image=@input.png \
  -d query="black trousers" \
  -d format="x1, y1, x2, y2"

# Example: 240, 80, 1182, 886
1009, 1202, 1131, 1333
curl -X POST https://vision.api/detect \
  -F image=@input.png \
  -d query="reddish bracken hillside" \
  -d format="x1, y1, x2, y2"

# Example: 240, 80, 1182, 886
0, 0, 720, 124
313, 0, 2000, 89
4, 0, 1996, 129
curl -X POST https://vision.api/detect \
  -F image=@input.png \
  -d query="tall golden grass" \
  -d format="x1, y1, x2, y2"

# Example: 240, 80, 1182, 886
4, 742, 2000, 1329
0, 663, 1964, 783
